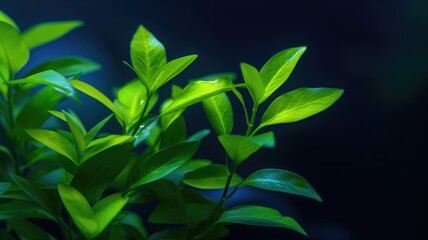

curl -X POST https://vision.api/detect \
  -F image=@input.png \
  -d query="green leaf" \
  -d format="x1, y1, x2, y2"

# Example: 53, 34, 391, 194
160, 98, 184, 131
218, 134, 262, 165
9, 174, 60, 220
187, 129, 211, 142
8, 219, 53, 240
25, 56, 100, 76
22, 21, 83, 49
165, 159, 212, 184
260, 47, 306, 102
92, 193, 129, 234
58, 183, 98, 239
16, 87, 63, 129
83, 134, 134, 163
71, 143, 133, 201
162, 77, 233, 115
260, 88, 344, 127
130, 141, 200, 189
70, 79, 124, 122
217, 205, 307, 236
130, 25, 166, 88
0, 10, 19, 30
0, 201, 40, 220
84, 114, 113, 145
26, 129, 77, 164
183, 164, 242, 189
151, 54, 198, 91
63, 111, 86, 153
0, 145, 13, 162
160, 116, 186, 149
239, 168, 322, 201
240, 63, 264, 104
202, 93, 233, 135
134, 117, 159, 147
9, 70, 78, 99
0, 182, 12, 195
114, 79, 148, 132
250, 131, 275, 148
0, 22, 29, 78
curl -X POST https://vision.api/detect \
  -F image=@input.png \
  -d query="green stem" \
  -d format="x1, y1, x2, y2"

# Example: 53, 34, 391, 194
232, 88, 249, 125
245, 105, 258, 137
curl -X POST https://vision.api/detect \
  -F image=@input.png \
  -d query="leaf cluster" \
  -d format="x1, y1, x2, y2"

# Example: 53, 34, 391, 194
0, 9, 343, 239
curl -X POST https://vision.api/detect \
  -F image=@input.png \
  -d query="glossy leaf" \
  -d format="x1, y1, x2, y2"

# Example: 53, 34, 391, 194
72, 143, 133, 201
260, 47, 306, 102
70, 79, 124, 122
160, 98, 184, 131
187, 129, 211, 142
130, 25, 166, 88
0, 22, 29, 78
22, 21, 83, 49
152, 54, 198, 91
218, 134, 262, 165
26, 129, 77, 164
0, 10, 19, 30
240, 62, 264, 104
218, 205, 306, 236
239, 168, 322, 201
115, 79, 148, 132
92, 193, 129, 234
183, 164, 242, 189
58, 183, 98, 238
26, 56, 100, 76
130, 141, 200, 188
202, 93, 233, 135
162, 77, 232, 115
83, 134, 134, 162
9, 174, 60, 219
63, 111, 86, 153
9, 70, 78, 99
260, 88, 344, 127
134, 117, 159, 147
250, 131, 275, 148
16, 87, 63, 129
165, 159, 212, 184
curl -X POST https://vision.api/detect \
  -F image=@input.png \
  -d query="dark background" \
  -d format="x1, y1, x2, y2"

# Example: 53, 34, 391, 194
2, 0, 427, 239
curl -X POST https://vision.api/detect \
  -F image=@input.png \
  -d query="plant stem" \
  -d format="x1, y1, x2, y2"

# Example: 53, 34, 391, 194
188, 106, 259, 239
245, 105, 258, 137
132, 90, 152, 135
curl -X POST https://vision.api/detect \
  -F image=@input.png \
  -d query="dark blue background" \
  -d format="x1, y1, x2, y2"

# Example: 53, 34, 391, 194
2, 0, 427, 239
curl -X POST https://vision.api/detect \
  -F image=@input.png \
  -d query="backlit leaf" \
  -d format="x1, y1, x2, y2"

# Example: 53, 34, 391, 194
260, 88, 344, 127
22, 21, 83, 49
239, 168, 322, 201
0, 22, 29, 78
70, 79, 124, 122
218, 205, 306, 236
240, 62, 264, 104
83, 134, 134, 162
202, 93, 233, 135
130, 142, 200, 188
92, 193, 129, 234
130, 25, 166, 88
152, 54, 197, 91
162, 78, 232, 115
183, 164, 242, 189
218, 134, 262, 165
0, 10, 19, 30
26, 129, 77, 164
250, 131, 275, 148
9, 70, 77, 99
260, 47, 306, 102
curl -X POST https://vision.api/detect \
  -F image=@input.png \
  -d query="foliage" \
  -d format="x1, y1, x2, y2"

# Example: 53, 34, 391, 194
0, 10, 343, 239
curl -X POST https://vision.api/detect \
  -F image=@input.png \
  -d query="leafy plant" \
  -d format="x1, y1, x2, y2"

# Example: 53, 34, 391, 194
0, 9, 343, 240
